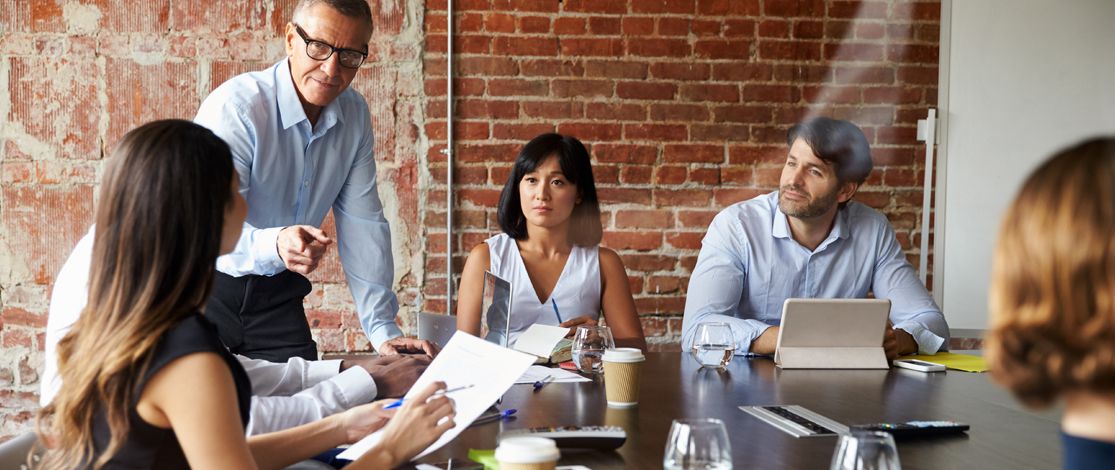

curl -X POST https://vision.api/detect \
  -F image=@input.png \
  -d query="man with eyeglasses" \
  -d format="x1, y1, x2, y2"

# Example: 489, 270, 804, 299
194, 0, 436, 365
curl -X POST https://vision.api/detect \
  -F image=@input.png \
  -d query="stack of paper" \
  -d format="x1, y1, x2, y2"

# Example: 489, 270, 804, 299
515, 365, 591, 384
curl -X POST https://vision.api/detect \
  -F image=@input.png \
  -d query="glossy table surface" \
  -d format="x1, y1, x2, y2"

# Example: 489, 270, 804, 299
413, 352, 1061, 469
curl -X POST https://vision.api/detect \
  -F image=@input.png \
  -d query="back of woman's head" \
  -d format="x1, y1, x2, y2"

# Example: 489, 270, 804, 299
987, 137, 1115, 408
37, 119, 234, 469
497, 133, 602, 245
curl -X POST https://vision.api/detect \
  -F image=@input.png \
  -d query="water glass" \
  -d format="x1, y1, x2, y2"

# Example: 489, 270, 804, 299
571, 325, 614, 374
690, 322, 735, 368
830, 430, 902, 470
663, 418, 732, 470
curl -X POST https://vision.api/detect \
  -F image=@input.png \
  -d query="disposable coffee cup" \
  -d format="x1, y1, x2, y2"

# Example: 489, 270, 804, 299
603, 347, 645, 408
495, 436, 560, 470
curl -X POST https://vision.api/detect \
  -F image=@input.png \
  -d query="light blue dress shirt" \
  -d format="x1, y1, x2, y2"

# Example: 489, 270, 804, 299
681, 191, 949, 355
194, 59, 402, 349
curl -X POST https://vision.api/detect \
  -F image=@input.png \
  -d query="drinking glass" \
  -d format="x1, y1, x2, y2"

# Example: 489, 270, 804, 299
690, 322, 735, 368
662, 418, 732, 470
571, 325, 614, 374
830, 430, 902, 470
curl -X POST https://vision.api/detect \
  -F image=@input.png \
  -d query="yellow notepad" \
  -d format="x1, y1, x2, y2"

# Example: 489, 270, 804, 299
903, 352, 988, 373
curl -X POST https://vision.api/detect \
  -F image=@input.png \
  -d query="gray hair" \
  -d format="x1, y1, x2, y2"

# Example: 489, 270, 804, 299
292, 0, 373, 30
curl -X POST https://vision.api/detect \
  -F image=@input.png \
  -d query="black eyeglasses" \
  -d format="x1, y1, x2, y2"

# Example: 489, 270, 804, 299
292, 23, 368, 69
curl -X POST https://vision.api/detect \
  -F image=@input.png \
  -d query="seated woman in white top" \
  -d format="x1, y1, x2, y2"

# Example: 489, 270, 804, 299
457, 133, 647, 350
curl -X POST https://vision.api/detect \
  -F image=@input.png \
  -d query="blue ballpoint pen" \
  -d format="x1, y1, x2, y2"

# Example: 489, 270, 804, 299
383, 384, 474, 410
470, 409, 517, 427
533, 375, 555, 392
551, 298, 563, 323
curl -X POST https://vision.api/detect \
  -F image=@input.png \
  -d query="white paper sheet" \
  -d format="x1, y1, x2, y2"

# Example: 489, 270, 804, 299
515, 365, 590, 384
513, 323, 570, 358
337, 331, 536, 461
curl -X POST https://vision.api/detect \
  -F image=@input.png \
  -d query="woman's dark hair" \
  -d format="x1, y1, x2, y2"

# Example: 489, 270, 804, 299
497, 133, 602, 246
37, 119, 235, 469
787, 117, 873, 185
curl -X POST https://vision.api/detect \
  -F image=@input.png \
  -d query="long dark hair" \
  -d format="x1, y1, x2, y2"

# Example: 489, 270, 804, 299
37, 120, 234, 469
497, 133, 602, 246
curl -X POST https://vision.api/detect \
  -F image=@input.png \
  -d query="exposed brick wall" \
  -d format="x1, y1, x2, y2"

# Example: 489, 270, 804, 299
0, 0, 940, 440
422, 0, 940, 348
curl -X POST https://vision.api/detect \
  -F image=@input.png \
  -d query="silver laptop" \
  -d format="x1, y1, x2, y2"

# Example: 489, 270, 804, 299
774, 298, 891, 369
480, 270, 513, 348
417, 312, 457, 350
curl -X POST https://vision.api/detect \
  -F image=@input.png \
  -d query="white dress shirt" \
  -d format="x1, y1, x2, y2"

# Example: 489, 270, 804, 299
40, 228, 377, 435
682, 192, 950, 354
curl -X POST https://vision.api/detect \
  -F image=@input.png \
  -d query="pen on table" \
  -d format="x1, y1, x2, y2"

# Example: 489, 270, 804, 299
551, 298, 563, 323
533, 375, 554, 392
470, 409, 517, 427
383, 384, 474, 410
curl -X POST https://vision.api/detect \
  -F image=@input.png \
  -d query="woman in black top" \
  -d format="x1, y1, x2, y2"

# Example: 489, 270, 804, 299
987, 137, 1115, 470
36, 120, 454, 469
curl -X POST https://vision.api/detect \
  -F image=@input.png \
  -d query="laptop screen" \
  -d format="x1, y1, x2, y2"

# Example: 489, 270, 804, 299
480, 270, 513, 347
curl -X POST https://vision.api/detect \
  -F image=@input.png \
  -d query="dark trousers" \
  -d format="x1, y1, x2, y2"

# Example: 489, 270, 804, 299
206, 270, 318, 362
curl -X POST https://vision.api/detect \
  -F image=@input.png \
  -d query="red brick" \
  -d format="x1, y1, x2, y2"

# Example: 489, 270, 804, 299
456, 99, 519, 119
623, 255, 678, 272
897, 66, 939, 85
459, 188, 502, 207
663, 144, 724, 164
456, 143, 520, 163
9, 57, 100, 160
172, 1, 263, 33
829, 1, 888, 19
689, 168, 721, 185
593, 165, 620, 184
625, 124, 688, 141
649, 63, 710, 81
492, 123, 555, 140
698, 0, 761, 16
562, 0, 626, 13
585, 102, 647, 121
655, 166, 688, 185
655, 189, 711, 207
650, 104, 711, 122
692, 19, 722, 36
758, 19, 789, 38
484, 12, 516, 33
724, 19, 756, 37
711, 63, 773, 81
891, 2, 941, 21
520, 16, 552, 33
492, 0, 559, 12
2, 186, 94, 285
730, 145, 787, 165
713, 105, 771, 124
593, 144, 658, 164
764, 0, 825, 17
588, 16, 622, 35
520, 59, 585, 77
616, 210, 674, 229
619, 166, 653, 184
694, 39, 751, 60
552, 79, 613, 98
666, 233, 703, 250
584, 61, 648, 79
616, 82, 677, 100
634, 297, 686, 314
678, 210, 718, 228
492, 36, 558, 56
523, 101, 584, 119
632, 0, 694, 14
679, 83, 739, 103
715, 188, 765, 205
690, 124, 751, 142
856, 23, 886, 40
602, 232, 662, 251
561, 38, 624, 56
802, 86, 861, 105
627, 38, 691, 57
457, 57, 517, 76
556, 122, 623, 142
622, 17, 655, 35
758, 40, 822, 61
743, 84, 798, 103
598, 188, 653, 205
553, 17, 587, 35
864, 86, 924, 105
488, 78, 549, 96
457, 13, 483, 32
824, 43, 886, 62
834, 66, 895, 84
890, 44, 939, 64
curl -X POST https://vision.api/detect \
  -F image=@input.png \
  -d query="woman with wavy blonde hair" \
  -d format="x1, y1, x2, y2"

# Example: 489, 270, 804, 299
35, 119, 454, 469
987, 137, 1115, 469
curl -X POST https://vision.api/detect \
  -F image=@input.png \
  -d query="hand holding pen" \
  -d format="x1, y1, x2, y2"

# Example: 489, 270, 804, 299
384, 384, 475, 410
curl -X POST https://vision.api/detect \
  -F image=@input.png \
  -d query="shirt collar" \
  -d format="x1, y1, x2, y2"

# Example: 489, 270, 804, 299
771, 191, 851, 249
276, 59, 345, 134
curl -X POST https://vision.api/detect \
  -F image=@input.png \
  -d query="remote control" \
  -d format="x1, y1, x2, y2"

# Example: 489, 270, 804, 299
499, 426, 626, 450
852, 421, 969, 438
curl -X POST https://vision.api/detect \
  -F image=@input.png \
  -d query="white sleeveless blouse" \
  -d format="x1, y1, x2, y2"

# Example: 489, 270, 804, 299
486, 233, 602, 346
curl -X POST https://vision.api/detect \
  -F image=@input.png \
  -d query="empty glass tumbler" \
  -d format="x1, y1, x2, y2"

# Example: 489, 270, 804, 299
830, 430, 902, 470
690, 322, 735, 368
663, 418, 733, 470
571, 325, 614, 374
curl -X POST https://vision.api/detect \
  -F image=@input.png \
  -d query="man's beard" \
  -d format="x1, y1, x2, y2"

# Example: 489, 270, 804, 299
778, 185, 839, 219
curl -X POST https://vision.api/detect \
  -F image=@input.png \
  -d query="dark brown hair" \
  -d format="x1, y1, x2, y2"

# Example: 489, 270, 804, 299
37, 120, 234, 469
987, 137, 1115, 408
787, 117, 873, 185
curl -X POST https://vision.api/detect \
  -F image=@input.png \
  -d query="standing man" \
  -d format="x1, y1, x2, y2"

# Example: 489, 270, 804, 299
195, 0, 432, 361
681, 117, 949, 359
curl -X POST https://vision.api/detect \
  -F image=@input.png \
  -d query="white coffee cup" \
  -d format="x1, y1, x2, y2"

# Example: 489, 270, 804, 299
495, 436, 561, 470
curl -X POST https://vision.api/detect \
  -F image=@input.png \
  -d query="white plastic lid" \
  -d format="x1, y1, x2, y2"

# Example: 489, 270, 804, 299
495, 436, 561, 463
603, 347, 645, 363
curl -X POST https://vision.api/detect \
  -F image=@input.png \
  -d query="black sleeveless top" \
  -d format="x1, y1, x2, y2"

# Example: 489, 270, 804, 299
86, 314, 251, 469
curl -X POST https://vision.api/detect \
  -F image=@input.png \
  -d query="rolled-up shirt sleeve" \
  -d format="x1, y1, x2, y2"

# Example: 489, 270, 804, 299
333, 116, 403, 350
871, 222, 949, 355
681, 212, 772, 353
245, 367, 377, 435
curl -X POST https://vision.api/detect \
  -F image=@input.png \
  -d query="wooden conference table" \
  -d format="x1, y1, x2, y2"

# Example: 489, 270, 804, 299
409, 352, 1061, 469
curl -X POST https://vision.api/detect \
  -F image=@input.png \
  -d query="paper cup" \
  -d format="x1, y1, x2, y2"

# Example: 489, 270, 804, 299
603, 348, 645, 408
495, 436, 560, 470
